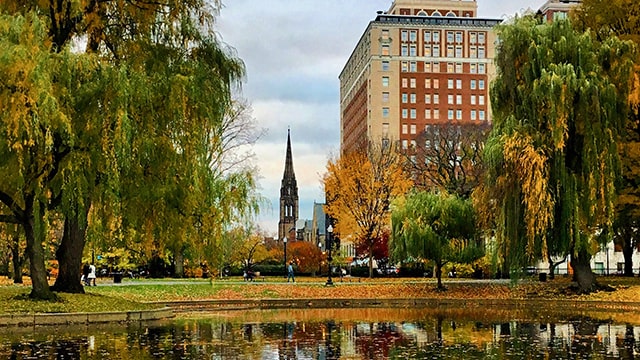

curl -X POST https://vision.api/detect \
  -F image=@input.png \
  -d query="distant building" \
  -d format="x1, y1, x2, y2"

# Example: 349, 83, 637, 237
537, 0, 582, 22
339, 0, 502, 154
278, 129, 298, 241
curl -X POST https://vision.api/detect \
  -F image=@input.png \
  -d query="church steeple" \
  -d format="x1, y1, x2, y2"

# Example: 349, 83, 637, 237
278, 129, 299, 240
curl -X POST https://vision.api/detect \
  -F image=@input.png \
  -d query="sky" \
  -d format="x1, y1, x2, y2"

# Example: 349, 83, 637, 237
216, 0, 548, 237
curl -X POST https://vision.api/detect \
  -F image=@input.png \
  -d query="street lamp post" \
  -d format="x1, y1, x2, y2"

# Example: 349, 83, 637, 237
283, 237, 288, 278
326, 225, 334, 286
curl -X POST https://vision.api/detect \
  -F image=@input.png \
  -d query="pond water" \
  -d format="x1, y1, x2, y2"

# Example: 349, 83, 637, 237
1, 307, 639, 359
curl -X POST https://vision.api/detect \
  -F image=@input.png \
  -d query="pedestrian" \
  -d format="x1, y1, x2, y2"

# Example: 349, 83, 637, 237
88, 263, 97, 286
82, 263, 90, 286
287, 261, 295, 283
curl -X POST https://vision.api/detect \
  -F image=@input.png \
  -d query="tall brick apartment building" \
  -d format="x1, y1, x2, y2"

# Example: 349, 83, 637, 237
339, 0, 502, 154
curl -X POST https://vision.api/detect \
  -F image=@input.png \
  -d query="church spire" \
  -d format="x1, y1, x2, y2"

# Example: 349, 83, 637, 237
278, 129, 299, 241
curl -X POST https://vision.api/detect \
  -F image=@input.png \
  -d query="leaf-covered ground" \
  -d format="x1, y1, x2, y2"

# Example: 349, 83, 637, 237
1, 276, 639, 314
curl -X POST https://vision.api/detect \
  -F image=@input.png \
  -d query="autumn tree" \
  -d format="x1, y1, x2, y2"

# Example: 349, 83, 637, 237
391, 191, 481, 289
323, 143, 413, 278
573, 0, 640, 276
0, 1, 258, 297
287, 241, 323, 275
478, 16, 635, 292
404, 121, 490, 199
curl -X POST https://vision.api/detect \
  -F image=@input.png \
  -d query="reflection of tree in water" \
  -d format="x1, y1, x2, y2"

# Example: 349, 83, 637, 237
355, 322, 409, 359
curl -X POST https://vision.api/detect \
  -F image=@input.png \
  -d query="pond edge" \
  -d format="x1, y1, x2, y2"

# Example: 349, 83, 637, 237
0, 306, 174, 327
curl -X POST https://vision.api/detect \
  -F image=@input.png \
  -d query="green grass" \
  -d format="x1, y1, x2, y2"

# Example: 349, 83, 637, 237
0, 286, 158, 314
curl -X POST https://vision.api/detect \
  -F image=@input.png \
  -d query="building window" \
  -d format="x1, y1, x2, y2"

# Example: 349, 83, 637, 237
471, 110, 477, 120
478, 32, 486, 44
424, 62, 432, 72
479, 95, 485, 105
433, 31, 440, 42
382, 123, 389, 137
456, 109, 462, 120
382, 92, 389, 102
383, 107, 390, 117
409, 61, 417, 72
478, 63, 486, 74
401, 61, 408, 72
410, 44, 417, 56
424, 45, 432, 57
433, 62, 440, 72
410, 93, 416, 103
448, 94, 454, 105
448, 79, 454, 89
447, 63, 454, 73
470, 46, 477, 58
402, 139, 408, 149
433, 45, 440, 57
425, 109, 431, 119
455, 45, 463, 58
479, 110, 485, 121
456, 79, 462, 89
470, 63, 477, 74
434, 109, 440, 119
402, 124, 408, 134
479, 80, 485, 90
471, 95, 476, 105
455, 32, 463, 43
456, 95, 462, 105
470, 80, 476, 90
401, 44, 408, 56
410, 109, 417, 119
402, 78, 408, 87
410, 124, 417, 134
447, 45, 454, 57
402, 93, 408, 103
425, 79, 431, 89
382, 29, 389, 40
456, 63, 463, 73
448, 109, 454, 120
382, 61, 390, 71
434, 94, 439, 104
470, 32, 477, 44
433, 79, 439, 89
382, 44, 390, 56
425, 94, 431, 104
424, 31, 431, 43
402, 109, 408, 119
382, 77, 389, 87
410, 78, 416, 88
478, 46, 485, 59
401, 30, 408, 42
409, 30, 417, 42
447, 31, 454, 43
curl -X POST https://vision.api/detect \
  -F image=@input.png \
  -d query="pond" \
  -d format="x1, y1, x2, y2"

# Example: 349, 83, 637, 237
1, 306, 639, 359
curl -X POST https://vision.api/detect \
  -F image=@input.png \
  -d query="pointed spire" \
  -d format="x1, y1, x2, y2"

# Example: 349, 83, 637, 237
283, 128, 296, 179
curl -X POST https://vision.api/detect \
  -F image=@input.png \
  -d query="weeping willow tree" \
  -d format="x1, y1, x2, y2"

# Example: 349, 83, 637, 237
478, 16, 635, 292
0, 1, 259, 298
390, 191, 481, 290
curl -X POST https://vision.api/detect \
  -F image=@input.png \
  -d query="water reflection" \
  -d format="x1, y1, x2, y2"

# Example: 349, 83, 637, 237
1, 308, 639, 359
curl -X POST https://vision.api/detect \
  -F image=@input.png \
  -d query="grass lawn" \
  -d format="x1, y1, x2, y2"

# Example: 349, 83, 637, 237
1, 275, 640, 314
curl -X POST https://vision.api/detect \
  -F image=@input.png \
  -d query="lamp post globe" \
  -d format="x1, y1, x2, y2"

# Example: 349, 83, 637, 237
326, 225, 334, 286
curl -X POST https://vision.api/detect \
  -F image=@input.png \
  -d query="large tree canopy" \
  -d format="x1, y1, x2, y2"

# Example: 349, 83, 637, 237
477, 16, 635, 292
0, 1, 260, 298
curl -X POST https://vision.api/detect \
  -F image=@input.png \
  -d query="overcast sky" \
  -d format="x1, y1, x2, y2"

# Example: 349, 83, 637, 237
216, 0, 548, 237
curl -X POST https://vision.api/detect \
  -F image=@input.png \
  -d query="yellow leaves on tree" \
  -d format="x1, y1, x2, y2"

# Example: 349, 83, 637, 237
323, 144, 412, 277
502, 133, 553, 258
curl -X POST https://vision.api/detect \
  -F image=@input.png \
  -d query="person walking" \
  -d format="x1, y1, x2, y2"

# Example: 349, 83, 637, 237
82, 263, 90, 286
88, 263, 97, 286
287, 261, 295, 283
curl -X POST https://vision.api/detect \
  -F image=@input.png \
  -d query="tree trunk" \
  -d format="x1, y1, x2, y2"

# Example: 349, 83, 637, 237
570, 249, 597, 294
368, 244, 374, 278
51, 213, 88, 293
435, 262, 444, 289
23, 215, 56, 300
174, 246, 184, 278
622, 234, 635, 276
10, 234, 23, 284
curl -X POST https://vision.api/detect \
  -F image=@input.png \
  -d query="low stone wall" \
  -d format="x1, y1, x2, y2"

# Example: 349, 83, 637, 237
0, 307, 174, 327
